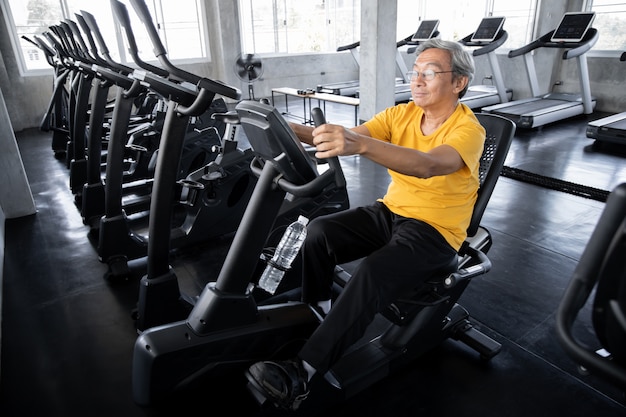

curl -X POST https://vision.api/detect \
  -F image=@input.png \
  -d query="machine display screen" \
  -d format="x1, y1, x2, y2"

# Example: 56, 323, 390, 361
471, 17, 506, 42
411, 20, 439, 42
551, 12, 595, 42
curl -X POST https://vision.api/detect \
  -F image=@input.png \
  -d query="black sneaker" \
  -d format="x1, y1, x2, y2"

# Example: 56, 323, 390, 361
245, 359, 310, 411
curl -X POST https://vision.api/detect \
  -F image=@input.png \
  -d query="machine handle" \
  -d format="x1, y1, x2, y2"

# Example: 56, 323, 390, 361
311, 107, 326, 127
309, 107, 346, 189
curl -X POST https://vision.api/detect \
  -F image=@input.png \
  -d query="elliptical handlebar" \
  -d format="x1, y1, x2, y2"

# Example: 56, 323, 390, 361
112, 0, 241, 101
108, 0, 169, 78
79, 11, 135, 75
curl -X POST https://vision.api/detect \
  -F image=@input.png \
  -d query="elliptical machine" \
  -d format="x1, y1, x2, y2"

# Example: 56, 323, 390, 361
94, 0, 248, 279
115, 0, 349, 332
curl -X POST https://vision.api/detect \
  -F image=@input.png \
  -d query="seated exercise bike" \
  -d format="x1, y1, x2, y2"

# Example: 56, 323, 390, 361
131, 102, 515, 408
556, 182, 626, 398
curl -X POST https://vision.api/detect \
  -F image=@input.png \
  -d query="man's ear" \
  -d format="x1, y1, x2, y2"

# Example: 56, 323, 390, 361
453, 75, 469, 94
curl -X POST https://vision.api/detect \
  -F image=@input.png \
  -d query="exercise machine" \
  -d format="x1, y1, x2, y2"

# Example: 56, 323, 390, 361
74, 10, 164, 226
77, 10, 225, 228
586, 52, 626, 149
130, 104, 515, 407
23, 34, 71, 156
48, 22, 97, 173
315, 40, 361, 96
93, 0, 247, 280
117, 0, 348, 332
355, 33, 418, 103
316, 34, 414, 101
459, 16, 512, 109
355, 20, 440, 103
556, 182, 626, 394
483, 12, 598, 129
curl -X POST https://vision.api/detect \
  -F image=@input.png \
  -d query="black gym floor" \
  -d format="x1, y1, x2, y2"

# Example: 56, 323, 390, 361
2, 102, 626, 416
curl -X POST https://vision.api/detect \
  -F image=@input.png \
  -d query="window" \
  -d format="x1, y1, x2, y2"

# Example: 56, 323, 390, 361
1, 0, 208, 75
396, 0, 537, 50
240, 0, 536, 55
238, 0, 360, 54
585, 0, 626, 51
1, 0, 64, 72
491, 0, 538, 50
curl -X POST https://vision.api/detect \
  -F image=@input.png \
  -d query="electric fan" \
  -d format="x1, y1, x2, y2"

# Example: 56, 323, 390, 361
234, 53, 263, 100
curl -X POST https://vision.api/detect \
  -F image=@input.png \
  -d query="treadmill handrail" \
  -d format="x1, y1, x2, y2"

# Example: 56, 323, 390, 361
337, 34, 412, 52
460, 30, 508, 57
396, 34, 415, 48
337, 40, 360, 52
508, 28, 598, 60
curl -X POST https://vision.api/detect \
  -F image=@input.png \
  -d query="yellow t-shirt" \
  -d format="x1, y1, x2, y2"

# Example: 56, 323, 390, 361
363, 102, 485, 251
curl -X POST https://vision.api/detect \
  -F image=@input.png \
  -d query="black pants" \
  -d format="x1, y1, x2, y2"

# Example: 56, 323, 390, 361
298, 202, 458, 374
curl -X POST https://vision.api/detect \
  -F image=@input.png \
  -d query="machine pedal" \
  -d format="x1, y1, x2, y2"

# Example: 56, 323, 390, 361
453, 320, 502, 360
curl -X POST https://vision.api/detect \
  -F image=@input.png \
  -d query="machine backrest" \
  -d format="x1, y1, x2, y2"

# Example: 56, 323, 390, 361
556, 182, 626, 389
382, 112, 515, 326
467, 113, 516, 238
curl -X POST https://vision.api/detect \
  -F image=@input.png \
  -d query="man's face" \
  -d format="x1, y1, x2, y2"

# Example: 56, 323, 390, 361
410, 48, 462, 109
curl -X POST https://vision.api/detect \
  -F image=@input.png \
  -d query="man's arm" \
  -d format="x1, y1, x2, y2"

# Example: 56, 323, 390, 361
311, 124, 465, 178
288, 122, 370, 146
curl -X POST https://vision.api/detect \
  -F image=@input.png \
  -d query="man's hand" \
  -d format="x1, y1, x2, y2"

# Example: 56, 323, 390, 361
312, 124, 364, 159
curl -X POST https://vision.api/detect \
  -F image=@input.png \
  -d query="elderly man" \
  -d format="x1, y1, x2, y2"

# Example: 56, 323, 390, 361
247, 38, 486, 411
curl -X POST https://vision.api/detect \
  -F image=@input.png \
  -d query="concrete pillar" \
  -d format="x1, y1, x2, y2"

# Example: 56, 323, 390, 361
0, 88, 36, 219
358, 0, 397, 122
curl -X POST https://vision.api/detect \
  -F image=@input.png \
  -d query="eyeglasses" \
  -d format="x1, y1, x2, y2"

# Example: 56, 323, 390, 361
406, 69, 454, 82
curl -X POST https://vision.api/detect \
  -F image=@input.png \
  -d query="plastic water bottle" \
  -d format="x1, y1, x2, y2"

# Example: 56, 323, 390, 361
258, 215, 309, 294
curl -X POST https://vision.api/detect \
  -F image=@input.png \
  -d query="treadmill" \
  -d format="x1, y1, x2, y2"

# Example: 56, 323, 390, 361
316, 40, 361, 96
385, 20, 441, 103
482, 12, 598, 129
459, 16, 513, 109
586, 51, 626, 146
354, 20, 441, 103
317, 29, 422, 99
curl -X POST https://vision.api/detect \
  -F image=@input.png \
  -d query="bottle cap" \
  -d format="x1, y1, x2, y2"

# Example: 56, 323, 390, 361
297, 215, 309, 225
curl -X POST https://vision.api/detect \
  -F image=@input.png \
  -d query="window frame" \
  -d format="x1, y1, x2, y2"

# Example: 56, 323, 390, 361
239, 0, 539, 58
1, 0, 210, 77
238, 0, 361, 56
584, 0, 626, 57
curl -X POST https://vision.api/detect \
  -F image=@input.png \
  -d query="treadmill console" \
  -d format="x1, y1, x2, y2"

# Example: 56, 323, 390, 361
471, 17, 505, 42
551, 12, 595, 43
411, 20, 439, 42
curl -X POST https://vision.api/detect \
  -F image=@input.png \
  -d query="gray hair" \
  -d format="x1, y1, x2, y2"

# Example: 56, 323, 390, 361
414, 38, 475, 98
